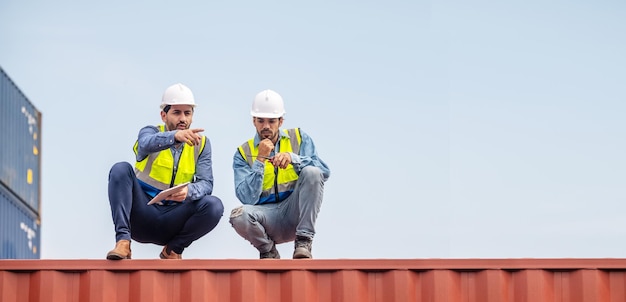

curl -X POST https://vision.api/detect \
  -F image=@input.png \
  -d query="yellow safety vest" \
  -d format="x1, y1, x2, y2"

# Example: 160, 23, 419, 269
238, 128, 302, 204
134, 125, 206, 190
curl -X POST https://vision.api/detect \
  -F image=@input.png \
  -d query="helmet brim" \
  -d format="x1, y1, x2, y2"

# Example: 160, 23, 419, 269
161, 103, 197, 109
251, 111, 284, 118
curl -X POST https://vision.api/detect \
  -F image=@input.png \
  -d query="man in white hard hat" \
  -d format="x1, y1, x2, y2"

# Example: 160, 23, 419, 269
229, 89, 330, 259
106, 83, 224, 260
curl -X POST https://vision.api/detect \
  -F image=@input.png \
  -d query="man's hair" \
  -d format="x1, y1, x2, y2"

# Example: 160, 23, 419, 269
253, 116, 284, 121
163, 105, 194, 113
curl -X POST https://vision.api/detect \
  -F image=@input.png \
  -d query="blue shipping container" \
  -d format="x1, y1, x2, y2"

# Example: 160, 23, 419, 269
0, 183, 40, 259
0, 66, 42, 213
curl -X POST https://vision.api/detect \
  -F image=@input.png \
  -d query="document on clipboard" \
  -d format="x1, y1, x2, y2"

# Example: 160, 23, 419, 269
147, 182, 190, 205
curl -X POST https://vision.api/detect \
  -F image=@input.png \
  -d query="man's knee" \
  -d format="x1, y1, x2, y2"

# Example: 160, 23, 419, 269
299, 166, 323, 184
229, 206, 251, 230
109, 162, 133, 178
198, 195, 224, 218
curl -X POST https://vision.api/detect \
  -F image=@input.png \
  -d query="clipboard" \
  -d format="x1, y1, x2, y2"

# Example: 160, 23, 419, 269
147, 182, 190, 205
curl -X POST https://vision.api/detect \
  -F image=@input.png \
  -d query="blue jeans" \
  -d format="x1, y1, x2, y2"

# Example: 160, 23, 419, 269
108, 162, 224, 254
229, 166, 325, 253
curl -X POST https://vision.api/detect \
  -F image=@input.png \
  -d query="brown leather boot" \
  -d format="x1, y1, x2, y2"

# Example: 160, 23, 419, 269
106, 240, 131, 260
160, 246, 182, 259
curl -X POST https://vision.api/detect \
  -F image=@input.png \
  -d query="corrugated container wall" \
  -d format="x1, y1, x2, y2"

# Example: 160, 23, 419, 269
0, 66, 42, 213
3, 259, 626, 302
0, 183, 40, 258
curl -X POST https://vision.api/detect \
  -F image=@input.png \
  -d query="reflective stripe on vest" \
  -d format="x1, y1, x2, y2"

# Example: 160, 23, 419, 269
134, 125, 205, 190
238, 128, 302, 204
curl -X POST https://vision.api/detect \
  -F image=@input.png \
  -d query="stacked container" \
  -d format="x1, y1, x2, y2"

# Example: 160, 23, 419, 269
0, 66, 41, 259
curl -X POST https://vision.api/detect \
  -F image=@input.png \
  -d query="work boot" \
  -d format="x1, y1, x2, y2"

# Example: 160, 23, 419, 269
160, 246, 182, 259
260, 243, 280, 259
106, 240, 131, 260
293, 236, 313, 259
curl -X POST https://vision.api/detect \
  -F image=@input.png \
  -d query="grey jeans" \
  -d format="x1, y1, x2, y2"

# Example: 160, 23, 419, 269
229, 166, 325, 253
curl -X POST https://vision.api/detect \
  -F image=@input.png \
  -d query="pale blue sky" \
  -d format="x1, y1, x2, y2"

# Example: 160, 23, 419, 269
1, 0, 624, 259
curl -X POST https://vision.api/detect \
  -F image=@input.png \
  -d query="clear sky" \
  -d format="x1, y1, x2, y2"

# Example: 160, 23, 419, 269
1, 0, 624, 260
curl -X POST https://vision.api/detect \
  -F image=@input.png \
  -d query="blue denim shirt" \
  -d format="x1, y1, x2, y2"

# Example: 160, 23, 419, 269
135, 125, 214, 201
233, 128, 330, 205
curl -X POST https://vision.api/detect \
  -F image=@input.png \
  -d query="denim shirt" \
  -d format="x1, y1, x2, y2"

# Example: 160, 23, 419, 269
233, 129, 330, 205
135, 125, 214, 201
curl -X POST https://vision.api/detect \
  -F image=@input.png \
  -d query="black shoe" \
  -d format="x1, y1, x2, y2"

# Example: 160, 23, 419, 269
260, 243, 280, 259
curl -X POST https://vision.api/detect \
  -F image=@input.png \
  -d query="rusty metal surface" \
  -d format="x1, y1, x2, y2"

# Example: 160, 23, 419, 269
2, 259, 626, 302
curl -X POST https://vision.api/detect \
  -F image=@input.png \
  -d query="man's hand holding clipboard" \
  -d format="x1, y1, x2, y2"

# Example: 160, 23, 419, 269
147, 182, 190, 205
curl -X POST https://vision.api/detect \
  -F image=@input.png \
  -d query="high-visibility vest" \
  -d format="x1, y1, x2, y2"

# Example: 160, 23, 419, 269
134, 125, 206, 190
238, 128, 302, 204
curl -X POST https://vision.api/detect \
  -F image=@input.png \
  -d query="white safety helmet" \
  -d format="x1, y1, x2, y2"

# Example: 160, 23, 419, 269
160, 83, 196, 110
251, 89, 286, 118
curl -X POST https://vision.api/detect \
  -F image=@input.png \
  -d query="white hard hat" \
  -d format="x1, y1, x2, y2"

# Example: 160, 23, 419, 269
251, 89, 285, 118
161, 83, 196, 109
